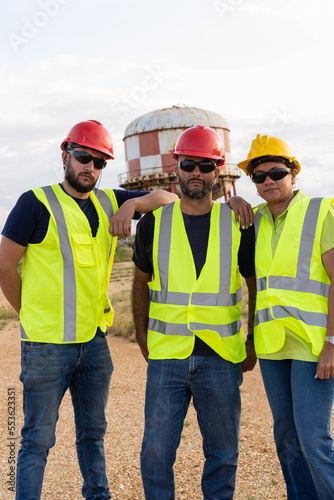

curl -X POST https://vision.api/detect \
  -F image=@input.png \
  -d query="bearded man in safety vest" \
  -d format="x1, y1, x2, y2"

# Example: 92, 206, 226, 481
132, 125, 257, 500
0, 120, 178, 500
233, 134, 334, 500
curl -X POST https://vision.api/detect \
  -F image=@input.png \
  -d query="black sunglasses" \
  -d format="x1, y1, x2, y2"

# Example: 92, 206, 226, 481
251, 167, 290, 184
67, 150, 107, 170
179, 159, 217, 173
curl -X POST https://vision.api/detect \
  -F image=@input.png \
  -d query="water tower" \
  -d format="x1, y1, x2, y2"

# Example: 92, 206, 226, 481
118, 105, 240, 200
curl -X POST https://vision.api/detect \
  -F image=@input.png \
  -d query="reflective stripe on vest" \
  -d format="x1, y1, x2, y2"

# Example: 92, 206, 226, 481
255, 306, 328, 328
94, 189, 116, 314
20, 187, 115, 342
254, 197, 329, 328
148, 203, 242, 337
149, 317, 241, 338
94, 189, 114, 219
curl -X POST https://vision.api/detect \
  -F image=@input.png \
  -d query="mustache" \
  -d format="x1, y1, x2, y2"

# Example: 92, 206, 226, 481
79, 172, 94, 181
187, 178, 204, 185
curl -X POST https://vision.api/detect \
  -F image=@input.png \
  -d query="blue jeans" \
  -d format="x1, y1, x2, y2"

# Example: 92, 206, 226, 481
141, 355, 243, 500
259, 359, 334, 500
16, 335, 113, 500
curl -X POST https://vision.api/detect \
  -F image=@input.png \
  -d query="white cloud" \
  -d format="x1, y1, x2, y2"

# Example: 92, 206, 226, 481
0, 0, 334, 229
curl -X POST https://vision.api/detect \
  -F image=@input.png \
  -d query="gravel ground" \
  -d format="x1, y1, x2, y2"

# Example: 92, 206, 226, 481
0, 319, 287, 500
0, 277, 332, 499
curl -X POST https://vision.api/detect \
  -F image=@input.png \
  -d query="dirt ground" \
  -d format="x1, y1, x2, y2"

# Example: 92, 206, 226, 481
0, 266, 330, 500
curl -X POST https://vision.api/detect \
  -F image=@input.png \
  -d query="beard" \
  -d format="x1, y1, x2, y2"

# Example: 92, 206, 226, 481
179, 177, 215, 199
64, 158, 98, 193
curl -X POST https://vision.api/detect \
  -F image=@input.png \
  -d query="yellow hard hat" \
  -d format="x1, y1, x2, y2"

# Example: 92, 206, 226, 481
238, 134, 301, 176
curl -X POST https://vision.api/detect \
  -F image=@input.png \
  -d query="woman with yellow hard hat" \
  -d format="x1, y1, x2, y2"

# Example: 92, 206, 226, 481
234, 134, 334, 499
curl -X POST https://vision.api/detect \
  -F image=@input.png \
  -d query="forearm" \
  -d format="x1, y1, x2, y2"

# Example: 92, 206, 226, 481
127, 190, 178, 215
132, 280, 150, 335
241, 275, 257, 373
0, 268, 21, 314
109, 190, 178, 237
316, 281, 334, 379
246, 275, 257, 335
132, 269, 151, 361
0, 236, 25, 315
316, 248, 334, 378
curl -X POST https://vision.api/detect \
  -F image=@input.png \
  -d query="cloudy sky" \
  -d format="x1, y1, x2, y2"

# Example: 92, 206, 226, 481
1, 0, 333, 229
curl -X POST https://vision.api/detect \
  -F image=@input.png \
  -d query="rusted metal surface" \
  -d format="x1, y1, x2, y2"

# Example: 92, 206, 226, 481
123, 105, 229, 139
121, 105, 238, 200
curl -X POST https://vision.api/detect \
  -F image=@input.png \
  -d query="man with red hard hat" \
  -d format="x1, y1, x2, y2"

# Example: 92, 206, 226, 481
132, 125, 256, 499
0, 119, 177, 500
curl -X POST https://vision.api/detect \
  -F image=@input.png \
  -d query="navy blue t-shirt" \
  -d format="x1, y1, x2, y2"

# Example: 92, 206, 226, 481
1, 186, 148, 246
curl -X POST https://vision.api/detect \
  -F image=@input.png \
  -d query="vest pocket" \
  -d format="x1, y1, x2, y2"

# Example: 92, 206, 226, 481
72, 233, 95, 267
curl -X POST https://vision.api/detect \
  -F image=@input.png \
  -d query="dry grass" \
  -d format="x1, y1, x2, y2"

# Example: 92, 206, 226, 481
0, 308, 18, 320
108, 260, 136, 340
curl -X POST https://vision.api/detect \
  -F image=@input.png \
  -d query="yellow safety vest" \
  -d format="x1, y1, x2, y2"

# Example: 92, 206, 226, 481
147, 200, 246, 361
254, 196, 333, 356
20, 184, 118, 343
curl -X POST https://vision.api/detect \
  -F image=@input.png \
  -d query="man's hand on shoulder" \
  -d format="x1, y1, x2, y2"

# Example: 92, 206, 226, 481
109, 190, 178, 237
109, 200, 134, 237
226, 196, 254, 229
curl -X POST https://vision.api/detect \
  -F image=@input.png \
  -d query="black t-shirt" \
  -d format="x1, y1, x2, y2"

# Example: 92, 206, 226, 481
1, 186, 148, 246
132, 208, 255, 356
133, 211, 255, 279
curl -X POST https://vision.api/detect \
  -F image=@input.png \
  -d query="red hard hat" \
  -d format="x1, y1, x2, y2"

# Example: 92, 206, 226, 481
60, 120, 114, 159
173, 125, 225, 166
